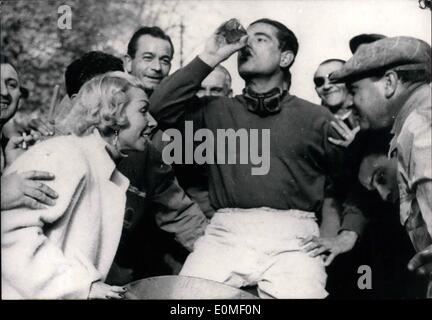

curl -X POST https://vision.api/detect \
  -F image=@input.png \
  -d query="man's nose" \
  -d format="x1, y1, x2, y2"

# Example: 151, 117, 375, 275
147, 112, 158, 129
322, 80, 332, 90
376, 184, 391, 202
151, 59, 162, 72
1, 80, 8, 96
242, 34, 253, 48
246, 36, 253, 46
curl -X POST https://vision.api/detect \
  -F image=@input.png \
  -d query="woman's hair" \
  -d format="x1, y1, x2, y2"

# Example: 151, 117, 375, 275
59, 71, 145, 136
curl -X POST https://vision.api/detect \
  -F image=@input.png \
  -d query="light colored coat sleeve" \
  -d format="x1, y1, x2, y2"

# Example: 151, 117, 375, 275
411, 122, 432, 238
1, 140, 102, 299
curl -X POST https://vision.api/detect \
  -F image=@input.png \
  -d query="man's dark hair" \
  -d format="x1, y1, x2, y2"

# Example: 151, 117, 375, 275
319, 58, 346, 66
0, 53, 18, 72
65, 51, 124, 97
349, 129, 393, 176
20, 87, 29, 99
127, 26, 174, 59
395, 69, 431, 85
250, 19, 299, 80
250, 19, 299, 57
349, 33, 386, 53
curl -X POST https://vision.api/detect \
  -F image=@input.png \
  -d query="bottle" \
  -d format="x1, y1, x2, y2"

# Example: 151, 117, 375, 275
217, 18, 247, 44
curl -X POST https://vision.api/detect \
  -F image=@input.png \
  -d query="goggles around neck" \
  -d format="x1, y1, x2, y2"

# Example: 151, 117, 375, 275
242, 87, 286, 117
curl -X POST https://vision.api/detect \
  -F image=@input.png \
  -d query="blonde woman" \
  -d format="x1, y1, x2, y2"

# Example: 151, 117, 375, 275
1, 72, 157, 299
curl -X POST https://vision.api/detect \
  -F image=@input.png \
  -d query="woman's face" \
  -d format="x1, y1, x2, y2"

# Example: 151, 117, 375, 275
117, 87, 157, 153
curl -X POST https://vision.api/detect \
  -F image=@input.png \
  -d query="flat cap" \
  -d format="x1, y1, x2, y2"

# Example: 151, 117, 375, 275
330, 36, 431, 83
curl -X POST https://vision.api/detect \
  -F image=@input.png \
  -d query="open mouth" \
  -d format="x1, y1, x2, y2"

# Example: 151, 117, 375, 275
0, 103, 10, 110
0, 100, 11, 108
351, 107, 361, 118
140, 128, 154, 139
238, 47, 252, 62
323, 89, 340, 97
145, 76, 162, 82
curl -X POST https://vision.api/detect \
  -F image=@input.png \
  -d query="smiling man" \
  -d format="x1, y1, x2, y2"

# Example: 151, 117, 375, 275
148, 18, 360, 299
331, 36, 432, 297
124, 26, 173, 94
314, 59, 353, 116
1, 53, 59, 211
313, 58, 361, 148
122, 27, 210, 279
0, 59, 20, 130
1, 54, 22, 170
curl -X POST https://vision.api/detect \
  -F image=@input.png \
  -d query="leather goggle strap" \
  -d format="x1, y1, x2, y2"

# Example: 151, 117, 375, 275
243, 87, 286, 117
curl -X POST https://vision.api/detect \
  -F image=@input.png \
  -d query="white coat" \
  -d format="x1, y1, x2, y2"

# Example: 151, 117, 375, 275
1, 130, 129, 299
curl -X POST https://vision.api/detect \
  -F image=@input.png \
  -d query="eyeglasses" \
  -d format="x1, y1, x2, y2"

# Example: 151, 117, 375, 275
313, 74, 330, 88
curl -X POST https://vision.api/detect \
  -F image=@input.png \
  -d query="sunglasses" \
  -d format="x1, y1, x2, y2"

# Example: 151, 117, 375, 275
313, 74, 331, 88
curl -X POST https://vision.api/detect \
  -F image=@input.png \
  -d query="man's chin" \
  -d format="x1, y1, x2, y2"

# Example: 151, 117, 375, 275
140, 78, 159, 90
135, 141, 148, 152
387, 192, 399, 204
238, 67, 256, 80
325, 102, 343, 114
0, 110, 15, 123
359, 118, 371, 131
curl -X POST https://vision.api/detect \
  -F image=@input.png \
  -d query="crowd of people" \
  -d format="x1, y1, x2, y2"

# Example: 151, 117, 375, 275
1, 17, 431, 299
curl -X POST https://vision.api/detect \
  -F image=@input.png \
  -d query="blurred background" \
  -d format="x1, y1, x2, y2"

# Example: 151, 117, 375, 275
1, 0, 430, 116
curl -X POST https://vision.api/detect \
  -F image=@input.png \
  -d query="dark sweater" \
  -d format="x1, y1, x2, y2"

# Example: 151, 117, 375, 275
150, 57, 363, 229
116, 143, 207, 252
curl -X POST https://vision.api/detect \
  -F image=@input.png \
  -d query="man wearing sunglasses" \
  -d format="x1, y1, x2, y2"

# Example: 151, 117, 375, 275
314, 59, 353, 117
313, 59, 360, 149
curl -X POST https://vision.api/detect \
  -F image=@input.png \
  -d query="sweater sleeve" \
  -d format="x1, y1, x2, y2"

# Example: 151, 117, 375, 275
1, 141, 101, 299
145, 144, 209, 251
149, 56, 213, 129
320, 114, 368, 236
340, 199, 369, 236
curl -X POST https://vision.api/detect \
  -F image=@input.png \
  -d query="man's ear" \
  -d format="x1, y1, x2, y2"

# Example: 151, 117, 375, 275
383, 70, 398, 98
280, 51, 295, 69
70, 93, 77, 104
124, 55, 133, 73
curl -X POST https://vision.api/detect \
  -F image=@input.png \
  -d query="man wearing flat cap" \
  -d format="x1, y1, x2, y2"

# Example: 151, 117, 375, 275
330, 36, 432, 297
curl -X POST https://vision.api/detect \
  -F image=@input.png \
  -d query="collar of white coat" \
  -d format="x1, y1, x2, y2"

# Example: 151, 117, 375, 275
79, 129, 129, 191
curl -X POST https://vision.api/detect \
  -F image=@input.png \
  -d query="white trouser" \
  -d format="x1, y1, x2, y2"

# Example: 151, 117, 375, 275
180, 207, 328, 299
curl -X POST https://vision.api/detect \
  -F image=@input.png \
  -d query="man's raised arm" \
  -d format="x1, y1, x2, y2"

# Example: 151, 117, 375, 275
150, 23, 247, 128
